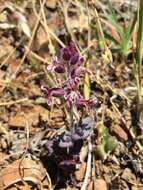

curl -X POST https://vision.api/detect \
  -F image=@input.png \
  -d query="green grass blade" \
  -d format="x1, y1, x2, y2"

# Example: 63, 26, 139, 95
107, 0, 122, 35
136, 0, 143, 105
104, 31, 120, 46
129, 11, 137, 36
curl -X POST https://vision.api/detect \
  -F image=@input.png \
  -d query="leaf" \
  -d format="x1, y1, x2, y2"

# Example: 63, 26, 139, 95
40, 117, 95, 185
104, 31, 120, 46
16, 11, 31, 38
95, 144, 107, 160
106, 0, 122, 35
83, 61, 90, 100
104, 136, 118, 153
0, 23, 15, 29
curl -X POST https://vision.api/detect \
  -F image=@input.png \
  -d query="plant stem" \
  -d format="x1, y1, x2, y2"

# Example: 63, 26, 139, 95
136, 0, 143, 107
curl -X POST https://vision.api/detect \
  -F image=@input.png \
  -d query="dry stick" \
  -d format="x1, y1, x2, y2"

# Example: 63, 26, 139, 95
81, 139, 92, 190
83, 0, 90, 100
71, 0, 94, 54
39, 0, 55, 55
24, 45, 51, 64
92, 155, 96, 190
11, 0, 47, 80
32, 0, 65, 48
18, 113, 30, 187
59, 1, 78, 47
0, 38, 25, 69
0, 98, 28, 106
0, 47, 16, 69
59, 0, 84, 56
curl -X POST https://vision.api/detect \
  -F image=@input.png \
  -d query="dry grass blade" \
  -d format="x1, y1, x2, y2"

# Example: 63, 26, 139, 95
83, 0, 90, 100
81, 140, 92, 190
32, 0, 66, 49
11, 0, 46, 80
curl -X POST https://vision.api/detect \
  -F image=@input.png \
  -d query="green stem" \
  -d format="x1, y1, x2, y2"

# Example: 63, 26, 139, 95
136, 0, 143, 107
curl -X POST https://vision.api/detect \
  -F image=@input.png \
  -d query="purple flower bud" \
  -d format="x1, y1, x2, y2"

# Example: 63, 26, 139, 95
70, 53, 79, 65
54, 65, 65, 73
79, 57, 84, 64
69, 42, 77, 53
61, 48, 71, 61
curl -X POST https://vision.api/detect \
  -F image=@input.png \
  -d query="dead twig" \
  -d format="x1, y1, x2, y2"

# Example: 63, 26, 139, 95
0, 98, 28, 106
18, 113, 30, 184
81, 139, 92, 190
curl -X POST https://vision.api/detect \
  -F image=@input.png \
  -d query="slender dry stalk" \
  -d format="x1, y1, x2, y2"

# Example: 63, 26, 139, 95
80, 140, 92, 190
32, 0, 65, 49
83, 0, 90, 100
12, 0, 46, 80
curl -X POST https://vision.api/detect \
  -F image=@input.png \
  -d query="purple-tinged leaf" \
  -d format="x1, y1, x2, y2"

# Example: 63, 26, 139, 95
59, 140, 73, 148
59, 160, 76, 167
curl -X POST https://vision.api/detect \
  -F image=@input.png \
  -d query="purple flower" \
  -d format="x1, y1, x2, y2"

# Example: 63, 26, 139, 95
41, 85, 65, 105
66, 91, 96, 108
65, 91, 90, 108
47, 56, 65, 73
66, 79, 77, 90
70, 66, 83, 79
61, 42, 79, 65
41, 42, 96, 110
54, 65, 65, 73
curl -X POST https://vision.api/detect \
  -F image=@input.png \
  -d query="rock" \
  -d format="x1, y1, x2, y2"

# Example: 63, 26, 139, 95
96, 179, 107, 190
75, 162, 86, 181
87, 181, 93, 190
121, 168, 136, 184
112, 124, 128, 141
8, 105, 49, 129
46, 0, 57, 10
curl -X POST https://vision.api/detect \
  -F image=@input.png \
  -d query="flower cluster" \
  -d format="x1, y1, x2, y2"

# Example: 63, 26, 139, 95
41, 42, 95, 108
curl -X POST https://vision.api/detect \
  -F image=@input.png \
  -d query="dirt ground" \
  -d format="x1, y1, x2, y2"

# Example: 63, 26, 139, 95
0, 0, 143, 190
